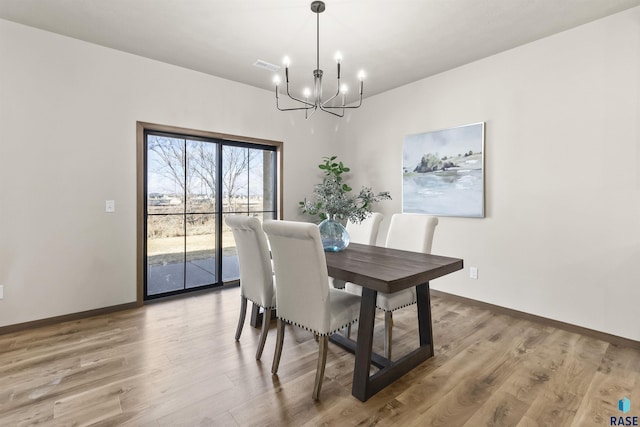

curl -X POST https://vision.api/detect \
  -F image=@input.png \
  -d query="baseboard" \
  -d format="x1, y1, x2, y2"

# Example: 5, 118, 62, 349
3, 289, 637, 350
0, 284, 237, 336
0, 301, 141, 336
430, 289, 640, 350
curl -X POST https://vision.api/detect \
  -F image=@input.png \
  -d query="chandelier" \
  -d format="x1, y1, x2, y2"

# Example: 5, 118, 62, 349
273, 1, 365, 119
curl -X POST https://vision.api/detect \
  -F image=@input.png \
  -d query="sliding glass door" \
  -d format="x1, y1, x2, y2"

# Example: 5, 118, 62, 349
144, 131, 278, 300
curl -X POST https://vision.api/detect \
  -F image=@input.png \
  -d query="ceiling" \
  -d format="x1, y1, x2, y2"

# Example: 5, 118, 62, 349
2, 0, 640, 102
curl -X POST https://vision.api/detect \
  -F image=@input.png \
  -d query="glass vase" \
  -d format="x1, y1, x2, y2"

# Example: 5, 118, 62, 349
318, 216, 350, 252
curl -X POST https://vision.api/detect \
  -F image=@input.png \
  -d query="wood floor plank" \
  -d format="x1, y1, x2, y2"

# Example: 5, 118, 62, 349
53, 385, 124, 426
570, 371, 635, 427
1, 287, 640, 426
398, 318, 546, 425
393, 314, 528, 413
462, 390, 531, 427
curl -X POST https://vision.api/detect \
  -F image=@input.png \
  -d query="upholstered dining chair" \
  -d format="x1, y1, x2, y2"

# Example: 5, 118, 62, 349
345, 213, 438, 359
225, 215, 276, 360
346, 212, 384, 245
263, 220, 361, 400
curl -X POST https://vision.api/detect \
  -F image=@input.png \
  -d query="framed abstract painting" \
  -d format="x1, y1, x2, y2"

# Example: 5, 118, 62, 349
403, 122, 485, 218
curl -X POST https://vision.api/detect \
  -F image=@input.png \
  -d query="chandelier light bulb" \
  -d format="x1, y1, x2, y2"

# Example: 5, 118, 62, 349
340, 84, 348, 104
303, 88, 311, 98
335, 52, 343, 64
273, 75, 281, 85
283, 56, 291, 67
358, 70, 366, 81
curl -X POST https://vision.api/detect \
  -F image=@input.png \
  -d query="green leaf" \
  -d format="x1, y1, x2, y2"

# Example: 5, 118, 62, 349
301, 155, 390, 224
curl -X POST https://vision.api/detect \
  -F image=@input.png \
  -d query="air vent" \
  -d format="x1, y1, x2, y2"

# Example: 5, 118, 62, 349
253, 60, 280, 72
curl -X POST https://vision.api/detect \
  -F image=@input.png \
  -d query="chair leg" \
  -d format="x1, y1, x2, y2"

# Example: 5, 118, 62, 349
345, 324, 351, 339
235, 296, 248, 341
384, 311, 393, 360
271, 318, 285, 374
312, 335, 329, 400
255, 308, 271, 360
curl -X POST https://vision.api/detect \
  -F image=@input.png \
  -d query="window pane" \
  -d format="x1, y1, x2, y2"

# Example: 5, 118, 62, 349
186, 214, 216, 288
222, 212, 275, 284
248, 149, 276, 213
186, 140, 217, 214
222, 213, 243, 282
147, 136, 186, 215
147, 214, 185, 295
222, 146, 249, 213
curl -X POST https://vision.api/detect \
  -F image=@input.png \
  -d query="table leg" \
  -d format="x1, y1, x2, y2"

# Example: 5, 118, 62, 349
343, 283, 435, 401
352, 287, 377, 401
249, 303, 262, 328
416, 283, 434, 356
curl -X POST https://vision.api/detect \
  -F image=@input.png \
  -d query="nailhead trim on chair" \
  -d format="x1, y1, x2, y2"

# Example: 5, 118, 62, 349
348, 282, 418, 313
244, 295, 276, 310
278, 317, 359, 337
379, 301, 417, 312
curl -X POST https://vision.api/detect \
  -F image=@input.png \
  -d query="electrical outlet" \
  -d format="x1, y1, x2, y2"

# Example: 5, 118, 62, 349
470, 267, 478, 280
0, 285, 4, 300
105, 200, 115, 213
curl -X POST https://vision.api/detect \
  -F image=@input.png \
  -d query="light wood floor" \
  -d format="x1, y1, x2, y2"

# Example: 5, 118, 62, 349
1, 287, 639, 426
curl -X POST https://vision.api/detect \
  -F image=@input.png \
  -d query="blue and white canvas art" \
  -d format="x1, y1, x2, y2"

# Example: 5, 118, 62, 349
403, 122, 485, 218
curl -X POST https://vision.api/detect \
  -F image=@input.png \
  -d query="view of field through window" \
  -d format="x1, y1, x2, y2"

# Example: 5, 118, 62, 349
145, 133, 277, 297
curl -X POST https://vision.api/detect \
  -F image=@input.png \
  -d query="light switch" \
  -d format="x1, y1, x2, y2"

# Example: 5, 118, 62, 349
105, 200, 115, 213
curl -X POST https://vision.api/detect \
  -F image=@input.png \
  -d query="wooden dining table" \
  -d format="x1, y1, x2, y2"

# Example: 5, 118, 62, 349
324, 243, 464, 402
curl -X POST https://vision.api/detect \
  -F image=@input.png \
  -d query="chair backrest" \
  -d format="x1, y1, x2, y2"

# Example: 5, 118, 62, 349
225, 215, 275, 308
385, 213, 438, 253
263, 220, 331, 334
346, 212, 384, 245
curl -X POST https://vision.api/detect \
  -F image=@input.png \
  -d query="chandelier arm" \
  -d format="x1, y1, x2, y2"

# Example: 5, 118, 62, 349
320, 83, 341, 107
321, 61, 342, 107
322, 93, 363, 110
306, 106, 319, 119
319, 104, 345, 117
285, 94, 315, 108
285, 81, 315, 107
277, 105, 316, 112
276, 96, 315, 112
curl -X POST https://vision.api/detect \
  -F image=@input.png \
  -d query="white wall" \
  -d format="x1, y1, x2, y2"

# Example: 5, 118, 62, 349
0, 19, 339, 327
341, 7, 640, 340
2, 7, 640, 340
